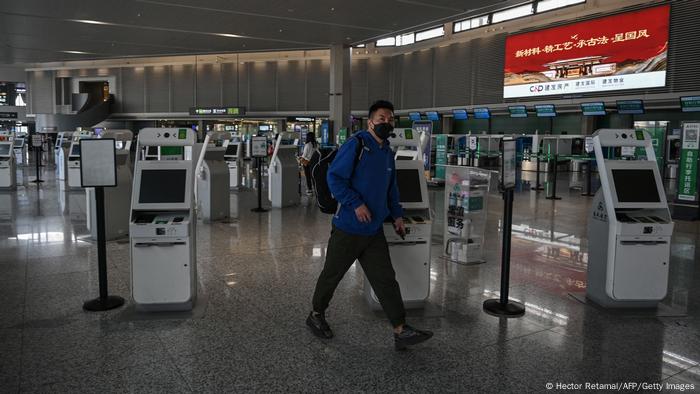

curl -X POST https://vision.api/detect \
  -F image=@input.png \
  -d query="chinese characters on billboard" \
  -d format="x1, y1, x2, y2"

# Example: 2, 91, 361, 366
503, 5, 669, 99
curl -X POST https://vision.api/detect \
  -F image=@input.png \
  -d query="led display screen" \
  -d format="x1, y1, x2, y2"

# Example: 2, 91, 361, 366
581, 102, 606, 116
503, 5, 670, 98
473, 108, 490, 119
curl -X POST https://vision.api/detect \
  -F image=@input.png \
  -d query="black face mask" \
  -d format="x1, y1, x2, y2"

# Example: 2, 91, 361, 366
372, 122, 394, 140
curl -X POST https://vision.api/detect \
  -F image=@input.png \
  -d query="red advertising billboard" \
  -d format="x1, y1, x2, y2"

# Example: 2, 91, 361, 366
503, 5, 670, 98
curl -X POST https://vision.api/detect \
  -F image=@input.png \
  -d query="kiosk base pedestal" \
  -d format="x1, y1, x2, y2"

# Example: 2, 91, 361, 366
83, 295, 125, 312
483, 299, 525, 317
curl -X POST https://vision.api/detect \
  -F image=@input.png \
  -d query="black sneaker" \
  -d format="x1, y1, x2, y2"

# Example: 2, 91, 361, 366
306, 312, 333, 339
394, 324, 433, 351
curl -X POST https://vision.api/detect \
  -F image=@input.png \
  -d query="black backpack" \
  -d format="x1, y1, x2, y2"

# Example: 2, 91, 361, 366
311, 137, 365, 214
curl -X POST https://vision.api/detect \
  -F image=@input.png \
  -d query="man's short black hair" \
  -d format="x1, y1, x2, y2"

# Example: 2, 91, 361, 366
368, 100, 394, 118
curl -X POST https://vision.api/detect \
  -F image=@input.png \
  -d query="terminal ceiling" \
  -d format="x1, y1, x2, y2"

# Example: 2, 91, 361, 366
0, 0, 514, 64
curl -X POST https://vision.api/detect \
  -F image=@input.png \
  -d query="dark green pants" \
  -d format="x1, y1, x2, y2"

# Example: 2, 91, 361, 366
312, 226, 406, 328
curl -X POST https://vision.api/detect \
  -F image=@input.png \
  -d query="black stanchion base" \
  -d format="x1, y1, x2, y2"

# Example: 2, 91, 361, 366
545, 196, 562, 200
581, 193, 595, 197
83, 295, 125, 312
251, 207, 269, 213
483, 299, 525, 318
31, 179, 44, 183
531, 186, 544, 191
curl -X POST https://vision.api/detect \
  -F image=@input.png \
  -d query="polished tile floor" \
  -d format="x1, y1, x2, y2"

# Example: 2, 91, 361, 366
1, 156, 699, 393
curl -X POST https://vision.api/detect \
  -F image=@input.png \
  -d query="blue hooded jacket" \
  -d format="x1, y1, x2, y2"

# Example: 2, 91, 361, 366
327, 131, 403, 236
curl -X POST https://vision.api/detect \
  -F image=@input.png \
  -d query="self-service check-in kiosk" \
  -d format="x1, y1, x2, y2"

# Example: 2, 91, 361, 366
13, 138, 26, 166
268, 134, 300, 208
86, 130, 134, 241
587, 129, 674, 308
55, 131, 73, 180
0, 141, 16, 190
66, 131, 93, 189
224, 142, 243, 189
196, 132, 230, 222
390, 128, 422, 161
365, 159, 432, 309
130, 128, 198, 312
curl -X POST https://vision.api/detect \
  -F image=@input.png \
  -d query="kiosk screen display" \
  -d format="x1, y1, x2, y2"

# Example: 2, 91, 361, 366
581, 102, 606, 116
535, 104, 557, 117
453, 109, 468, 120
408, 112, 422, 121
13, 139, 23, 147
396, 155, 413, 161
617, 100, 645, 114
70, 145, 81, 157
225, 144, 238, 156
473, 108, 490, 119
139, 169, 187, 203
508, 106, 527, 118
396, 169, 423, 203
0, 144, 11, 156
612, 169, 660, 203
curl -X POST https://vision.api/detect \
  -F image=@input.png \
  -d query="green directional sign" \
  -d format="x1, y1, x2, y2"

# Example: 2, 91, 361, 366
435, 134, 448, 180
337, 128, 348, 145
678, 122, 700, 201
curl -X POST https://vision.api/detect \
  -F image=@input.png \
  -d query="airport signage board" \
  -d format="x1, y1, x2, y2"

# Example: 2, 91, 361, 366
678, 122, 700, 201
80, 139, 117, 188
503, 5, 670, 99
435, 134, 447, 180
453, 109, 468, 120
189, 106, 245, 116
469, 136, 478, 151
287, 116, 315, 122
426, 111, 439, 121
617, 100, 645, 115
251, 136, 268, 157
581, 102, 606, 116
501, 138, 516, 189
473, 108, 490, 119
535, 104, 557, 117
31, 134, 42, 147
508, 106, 527, 118
680, 96, 700, 113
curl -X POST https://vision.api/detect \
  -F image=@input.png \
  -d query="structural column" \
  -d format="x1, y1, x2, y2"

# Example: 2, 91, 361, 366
329, 44, 352, 144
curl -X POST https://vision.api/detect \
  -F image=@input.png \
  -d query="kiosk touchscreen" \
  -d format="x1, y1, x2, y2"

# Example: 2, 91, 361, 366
130, 128, 198, 311
224, 142, 243, 189
0, 142, 16, 189
66, 131, 93, 189
364, 160, 431, 309
587, 129, 674, 308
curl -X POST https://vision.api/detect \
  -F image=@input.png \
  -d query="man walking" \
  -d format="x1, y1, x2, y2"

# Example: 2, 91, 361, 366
307, 100, 433, 351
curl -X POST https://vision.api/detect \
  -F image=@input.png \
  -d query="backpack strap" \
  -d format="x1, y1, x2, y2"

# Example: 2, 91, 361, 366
350, 136, 365, 176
